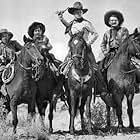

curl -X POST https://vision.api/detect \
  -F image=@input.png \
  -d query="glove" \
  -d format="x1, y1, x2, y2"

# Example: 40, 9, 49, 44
56, 11, 63, 20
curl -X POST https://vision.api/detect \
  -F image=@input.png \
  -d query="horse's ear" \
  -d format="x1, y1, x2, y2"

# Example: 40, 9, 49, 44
133, 28, 138, 36
79, 31, 84, 38
133, 27, 140, 38
23, 35, 28, 44
23, 35, 33, 44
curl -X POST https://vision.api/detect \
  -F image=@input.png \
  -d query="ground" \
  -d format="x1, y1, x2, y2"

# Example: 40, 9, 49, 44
1, 94, 140, 140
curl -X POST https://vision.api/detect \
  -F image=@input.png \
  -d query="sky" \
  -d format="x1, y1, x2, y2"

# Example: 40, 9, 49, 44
0, 0, 140, 61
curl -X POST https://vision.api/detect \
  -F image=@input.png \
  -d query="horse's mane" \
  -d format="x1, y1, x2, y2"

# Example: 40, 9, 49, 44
114, 35, 131, 59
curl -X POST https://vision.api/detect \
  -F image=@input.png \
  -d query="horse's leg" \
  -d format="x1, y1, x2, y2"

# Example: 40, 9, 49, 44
27, 101, 36, 123
69, 89, 76, 134
80, 96, 86, 132
36, 98, 48, 131
113, 93, 124, 133
126, 93, 135, 129
85, 94, 92, 134
106, 105, 111, 128
10, 98, 18, 134
27, 82, 36, 123
48, 100, 54, 133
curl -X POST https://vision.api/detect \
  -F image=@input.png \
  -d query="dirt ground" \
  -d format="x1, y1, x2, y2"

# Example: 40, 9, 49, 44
1, 94, 140, 140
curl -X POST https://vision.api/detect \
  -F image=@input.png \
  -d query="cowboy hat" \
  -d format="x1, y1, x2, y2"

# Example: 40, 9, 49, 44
68, 2, 88, 15
0, 29, 13, 40
28, 22, 45, 38
104, 10, 124, 27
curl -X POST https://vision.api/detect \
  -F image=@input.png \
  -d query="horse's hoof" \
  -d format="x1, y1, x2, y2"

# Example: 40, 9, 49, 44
70, 131, 75, 135
12, 129, 16, 135
117, 126, 124, 134
129, 124, 135, 130
88, 130, 93, 135
70, 129, 75, 135
105, 125, 111, 131
49, 128, 53, 133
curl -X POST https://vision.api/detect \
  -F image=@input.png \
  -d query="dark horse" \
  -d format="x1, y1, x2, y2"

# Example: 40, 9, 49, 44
98, 30, 140, 132
66, 33, 95, 134
35, 53, 65, 133
3, 43, 44, 134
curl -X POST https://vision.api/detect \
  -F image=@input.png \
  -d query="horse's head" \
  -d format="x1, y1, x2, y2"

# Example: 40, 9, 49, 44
24, 42, 44, 65
21, 42, 44, 81
128, 27, 140, 59
69, 32, 87, 69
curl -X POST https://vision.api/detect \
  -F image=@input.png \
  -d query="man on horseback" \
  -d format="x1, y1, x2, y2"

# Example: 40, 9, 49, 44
57, 1, 104, 83
100, 10, 140, 93
26, 22, 59, 75
100, 10, 129, 78
0, 29, 22, 63
0, 29, 22, 86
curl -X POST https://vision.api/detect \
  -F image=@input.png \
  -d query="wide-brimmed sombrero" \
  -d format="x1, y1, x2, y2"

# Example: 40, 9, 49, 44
104, 10, 124, 27
0, 29, 13, 40
68, 2, 88, 15
28, 22, 45, 38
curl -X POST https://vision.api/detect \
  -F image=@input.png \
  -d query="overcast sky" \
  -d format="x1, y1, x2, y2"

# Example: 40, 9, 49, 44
0, 0, 140, 61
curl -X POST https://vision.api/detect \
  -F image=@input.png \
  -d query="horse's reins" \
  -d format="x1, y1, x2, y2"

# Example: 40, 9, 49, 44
131, 38, 140, 56
17, 49, 32, 70
18, 46, 42, 70
121, 38, 140, 74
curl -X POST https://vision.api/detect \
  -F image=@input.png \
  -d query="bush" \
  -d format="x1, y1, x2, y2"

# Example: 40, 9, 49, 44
90, 101, 117, 128
0, 97, 9, 134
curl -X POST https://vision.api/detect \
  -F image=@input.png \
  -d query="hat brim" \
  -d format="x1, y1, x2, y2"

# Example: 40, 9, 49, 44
68, 8, 88, 15
28, 22, 45, 38
0, 32, 13, 40
104, 10, 124, 27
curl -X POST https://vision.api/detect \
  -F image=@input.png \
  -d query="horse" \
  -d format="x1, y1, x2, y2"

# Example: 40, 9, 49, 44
66, 33, 95, 134
35, 53, 65, 133
98, 29, 140, 133
2, 42, 44, 134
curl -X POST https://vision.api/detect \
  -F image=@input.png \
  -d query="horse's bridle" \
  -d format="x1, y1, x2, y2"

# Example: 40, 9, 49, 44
18, 45, 43, 81
71, 45, 86, 66
130, 38, 140, 56
121, 37, 140, 74
18, 46, 42, 70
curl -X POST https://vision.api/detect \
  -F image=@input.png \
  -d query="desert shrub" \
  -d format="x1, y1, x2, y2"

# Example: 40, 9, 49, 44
90, 101, 117, 128
0, 97, 9, 134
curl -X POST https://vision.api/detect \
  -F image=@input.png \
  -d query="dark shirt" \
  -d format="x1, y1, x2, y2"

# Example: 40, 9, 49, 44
0, 40, 22, 63
100, 27, 129, 54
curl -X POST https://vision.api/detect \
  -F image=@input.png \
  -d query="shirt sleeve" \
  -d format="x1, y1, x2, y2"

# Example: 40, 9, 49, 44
100, 32, 108, 54
14, 41, 23, 51
84, 21, 99, 45
41, 36, 52, 51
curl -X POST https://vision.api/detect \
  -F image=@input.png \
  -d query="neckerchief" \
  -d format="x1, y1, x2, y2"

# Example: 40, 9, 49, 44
74, 18, 84, 23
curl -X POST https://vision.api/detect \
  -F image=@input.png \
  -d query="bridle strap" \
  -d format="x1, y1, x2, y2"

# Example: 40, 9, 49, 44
131, 38, 140, 56
25, 45, 40, 64
18, 60, 32, 70
71, 45, 86, 60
